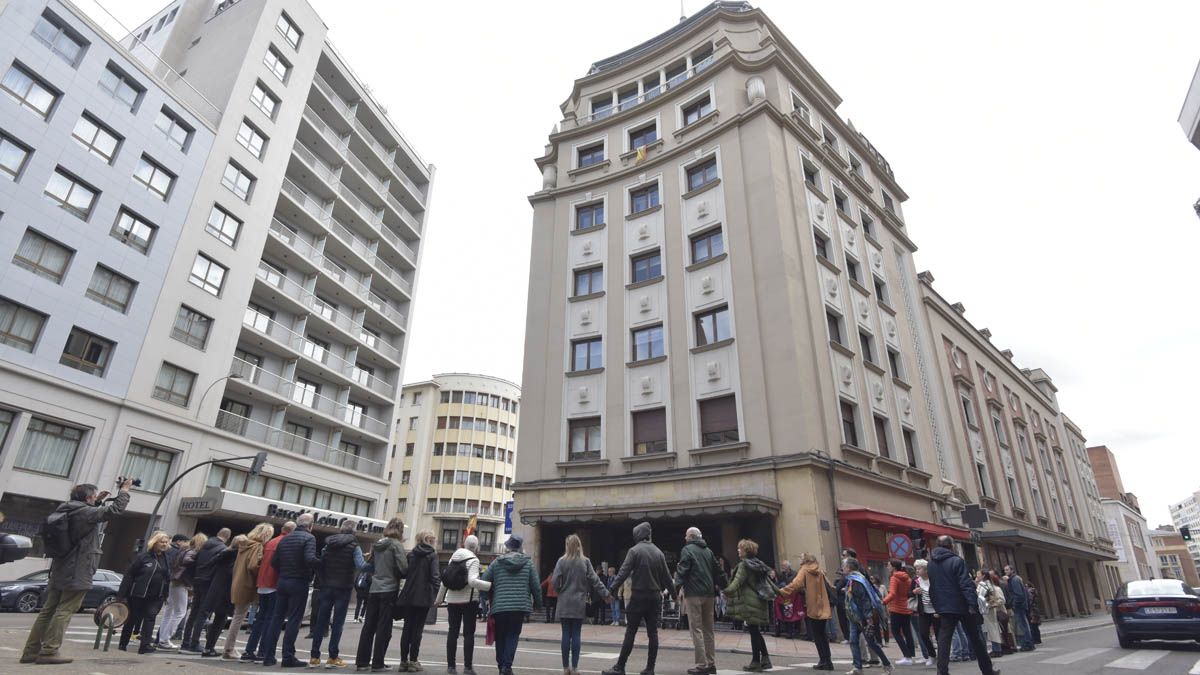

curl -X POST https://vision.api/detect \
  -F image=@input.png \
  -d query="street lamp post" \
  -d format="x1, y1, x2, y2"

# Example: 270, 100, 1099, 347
194, 372, 244, 421
141, 452, 266, 547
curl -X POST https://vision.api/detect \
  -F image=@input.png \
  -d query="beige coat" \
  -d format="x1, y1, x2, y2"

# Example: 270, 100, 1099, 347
231, 539, 265, 606
779, 561, 832, 621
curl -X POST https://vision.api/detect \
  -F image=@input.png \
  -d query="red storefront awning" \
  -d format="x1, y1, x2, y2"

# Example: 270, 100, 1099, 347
838, 507, 971, 561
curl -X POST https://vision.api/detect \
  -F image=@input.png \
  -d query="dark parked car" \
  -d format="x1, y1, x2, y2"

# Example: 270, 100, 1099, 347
0, 569, 123, 613
1111, 578, 1200, 648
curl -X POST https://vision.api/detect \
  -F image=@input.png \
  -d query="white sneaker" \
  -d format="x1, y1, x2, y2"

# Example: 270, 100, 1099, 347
923, 658, 934, 668
158, 640, 177, 650
845, 670, 863, 675
896, 658, 913, 666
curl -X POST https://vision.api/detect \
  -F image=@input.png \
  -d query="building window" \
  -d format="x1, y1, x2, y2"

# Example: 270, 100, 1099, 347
632, 324, 664, 361
630, 183, 660, 214
882, 190, 896, 213
826, 310, 844, 346
887, 348, 903, 379
85, 265, 136, 313
821, 125, 839, 152
206, 205, 242, 247
631, 249, 661, 283
902, 428, 918, 468
189, 254, 226, 296
0, 297, 46, 352
171, 305, 212, 349
694, 306, 731, 346
243, 302, 273, 332
153, 362, 196, 406
71, 113, 121, 164
14, 417, 82, 477
236, 119, 267, 158
699, 394, 738, 446
215, 398, 250, 434
98, 64, 142, 111
577, 142, 604, 168
849, 153, 864, 178
292, 379, 319, 407
32, 12, 86, 66
575, 201, 604, 230
803, 159, 820, 188
813, 229, 830, 260
108, 208, 156, 254
571, 337, 602, 371
60, 327, 113, 376
833, 187, 849, 213
121, 442, 174, 493
1008, 476, 1023, 510
840, 400, 859, 447
412, 391, 422, 406
133, 155, 175, 200
0, 131, 30, 180
250, 81, 279, 118
690, 228, 724, 263
441, 527, 460, 552
154, 107, 192, 150
682, 93, 713, 125
874, 415, 891, 458
2, 64, 59, 119
960, 390, 978, 428
44, 168, 97, 219
874, 277, 888, 304
13, 229, 72, 283
977, 461, 993, 498
617, 84, 638, 112
632, 408, 667, 455
791, 93, 811, 123
573, 266, 603, 296
629, 122, 657, 150
686, 157, 718, 192
859, 331, 875, 364
860, 209, 876, 238
276, 12, 302, 49
344, 401, 367, 427
991, 410, 1009, 446
845, 256, 862, 284
221, 160, 254, 201
263, 46, 291, 82
568, 417, 601, 460
1016, 425, 1031, 460
590, 95, 613, 121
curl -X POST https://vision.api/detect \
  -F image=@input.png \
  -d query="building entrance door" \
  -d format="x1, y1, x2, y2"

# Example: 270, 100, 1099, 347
1049, 565, 1070, 617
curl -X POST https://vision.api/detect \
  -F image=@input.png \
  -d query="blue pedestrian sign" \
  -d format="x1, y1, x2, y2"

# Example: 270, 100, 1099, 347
504, 500, 514, 534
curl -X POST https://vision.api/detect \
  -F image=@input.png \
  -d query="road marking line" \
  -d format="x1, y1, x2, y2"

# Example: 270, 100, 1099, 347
1188, 657, 1200, 675
1041, 647, 1110, 664
581, 652, 621, 659
0, 646, 17, 651
1106, 650, 1170, 670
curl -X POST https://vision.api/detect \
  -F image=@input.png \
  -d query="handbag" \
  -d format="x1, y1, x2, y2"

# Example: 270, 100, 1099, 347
485, 613, 496, 646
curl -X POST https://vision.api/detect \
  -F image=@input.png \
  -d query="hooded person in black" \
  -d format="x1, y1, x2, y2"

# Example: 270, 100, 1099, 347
395, 530, 440, 670
311, 521, 366, 667
200, 534, 242, 657
602, 522, 672, 675
181, 527, 230, 653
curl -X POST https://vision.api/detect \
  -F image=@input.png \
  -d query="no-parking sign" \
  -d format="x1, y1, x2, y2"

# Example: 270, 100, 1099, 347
887, 533, 913, 559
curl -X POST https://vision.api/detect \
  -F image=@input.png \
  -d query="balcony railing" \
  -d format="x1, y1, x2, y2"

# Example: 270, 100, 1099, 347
338, 184, 383, 227
569, 54, 716, 129
353, 119, 393, 163
302, 105, 349, 152
281, 178, 329, 223
213, 410, 384, 477
313, 74, 354, 120
292, 143, 340, 186
255, 261, 359, 340
384, 192, 421, 234
367, 291, 407, 328
390, 166, 426, 203
346, 150, 389, 196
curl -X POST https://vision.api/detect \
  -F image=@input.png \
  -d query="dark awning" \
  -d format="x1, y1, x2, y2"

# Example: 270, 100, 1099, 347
520, 495, 781, 525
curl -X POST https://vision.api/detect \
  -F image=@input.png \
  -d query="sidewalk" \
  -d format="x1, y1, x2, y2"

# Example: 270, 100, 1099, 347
424, 613, 1113, 659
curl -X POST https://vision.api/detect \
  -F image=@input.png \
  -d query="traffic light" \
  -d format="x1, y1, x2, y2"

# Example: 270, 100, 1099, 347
250, 451, 267, 476
1183, 526, 1193, 542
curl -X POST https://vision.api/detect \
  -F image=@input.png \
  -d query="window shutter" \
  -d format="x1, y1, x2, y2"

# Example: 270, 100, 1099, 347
699, 395, 736, 434
633, 408, 666, 443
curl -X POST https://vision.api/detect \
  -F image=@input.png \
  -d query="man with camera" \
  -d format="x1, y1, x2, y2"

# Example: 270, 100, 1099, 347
21, 478, 133, 665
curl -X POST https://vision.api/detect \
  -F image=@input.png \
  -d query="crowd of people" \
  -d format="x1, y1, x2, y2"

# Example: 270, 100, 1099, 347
20, 482, 1045, 675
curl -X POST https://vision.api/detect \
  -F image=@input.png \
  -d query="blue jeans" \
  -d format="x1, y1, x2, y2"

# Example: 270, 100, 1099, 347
311, 586, 352, 659
560, 618, 583, 668
848, 621, 891, 670
611, 598, 622, 624
1011, 606, 1034, 649
244, 591, 275, 655
260, 577, 308, 663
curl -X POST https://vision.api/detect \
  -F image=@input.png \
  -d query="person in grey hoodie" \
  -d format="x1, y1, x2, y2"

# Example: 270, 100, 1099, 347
396, 530, 441, 671
355, 518, 409, 672
552, 534, 610, 675
601, 522, 673, 675
436, 535, 492, 675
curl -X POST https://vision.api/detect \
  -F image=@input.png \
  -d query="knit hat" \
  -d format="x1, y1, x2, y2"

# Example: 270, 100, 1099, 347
505, 534, 524, 550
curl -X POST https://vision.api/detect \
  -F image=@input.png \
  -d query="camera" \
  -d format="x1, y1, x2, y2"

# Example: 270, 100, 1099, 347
117, 476, 143, 488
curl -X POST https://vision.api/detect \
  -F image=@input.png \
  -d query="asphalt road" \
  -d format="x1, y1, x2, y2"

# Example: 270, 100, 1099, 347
0, 613, 1198, 674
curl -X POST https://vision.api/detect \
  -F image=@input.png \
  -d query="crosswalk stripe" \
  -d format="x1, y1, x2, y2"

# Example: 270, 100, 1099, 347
1106, 650, 1170, 670
1041, 647, 1110, 664
1188, 657, 1200, 675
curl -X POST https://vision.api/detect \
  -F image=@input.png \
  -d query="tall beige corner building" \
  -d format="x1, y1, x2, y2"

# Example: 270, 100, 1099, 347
516, 1, 1114, 617
388, 374, 519, 561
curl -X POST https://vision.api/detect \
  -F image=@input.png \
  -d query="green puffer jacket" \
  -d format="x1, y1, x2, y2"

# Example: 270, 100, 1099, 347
723, 556, 773, 626
481, 551, 541, 614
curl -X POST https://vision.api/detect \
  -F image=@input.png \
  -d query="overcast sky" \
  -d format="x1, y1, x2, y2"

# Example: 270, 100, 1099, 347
87, 0, 1200, 527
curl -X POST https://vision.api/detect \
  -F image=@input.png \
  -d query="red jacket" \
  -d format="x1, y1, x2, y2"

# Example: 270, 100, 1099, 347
256, 534, 285, 590
882, 570, 913, 615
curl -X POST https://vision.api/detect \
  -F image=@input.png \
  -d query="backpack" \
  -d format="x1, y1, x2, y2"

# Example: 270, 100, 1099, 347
442, 557, 470, 591
754, 571, 779, 601
40, 505, 84, 558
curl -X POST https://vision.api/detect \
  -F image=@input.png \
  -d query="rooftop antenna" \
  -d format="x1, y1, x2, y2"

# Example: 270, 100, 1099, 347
680, 0, 686, 22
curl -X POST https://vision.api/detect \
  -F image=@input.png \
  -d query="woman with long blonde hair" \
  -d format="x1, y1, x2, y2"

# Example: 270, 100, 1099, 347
117, 531, 172, 653
224, 523, 274, 658
552, 534, 609, 675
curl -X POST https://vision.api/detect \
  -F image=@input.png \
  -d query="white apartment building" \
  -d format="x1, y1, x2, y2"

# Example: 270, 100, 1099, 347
0, 0, 432, 574
389, 374, 520, 561
1170, 490, 1200, 570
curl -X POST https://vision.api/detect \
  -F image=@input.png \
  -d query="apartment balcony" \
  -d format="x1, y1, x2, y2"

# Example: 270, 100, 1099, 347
323, 215, 413, 296
239, 310, 396, 400
384, 192, 422, 238
213, 410, 384, 478
344, 150, 390, 198
312, 73, 356, 121
280, 177, 331, 225
301, 105, 350, 154
292, 143, 341, 188
365, 290, 407, 332
563, 52, 716, 131
267, 219, 374, 303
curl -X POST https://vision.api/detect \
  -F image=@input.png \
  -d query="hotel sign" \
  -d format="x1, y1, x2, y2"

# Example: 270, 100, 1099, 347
177, 488, 387, 534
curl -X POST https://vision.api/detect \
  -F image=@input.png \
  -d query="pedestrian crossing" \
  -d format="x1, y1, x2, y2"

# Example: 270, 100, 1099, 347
1106, 649, 1171, 670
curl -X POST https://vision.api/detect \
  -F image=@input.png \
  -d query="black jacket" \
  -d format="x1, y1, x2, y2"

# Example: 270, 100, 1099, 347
927, 546, 977, 615
321, 533, 360, 589
203, 545, 238, 609
272, 526, 319, 580
396, 542, 440, 607
119, 550, 170, 601
192, 537, 228, 584
611, 522, 672, 595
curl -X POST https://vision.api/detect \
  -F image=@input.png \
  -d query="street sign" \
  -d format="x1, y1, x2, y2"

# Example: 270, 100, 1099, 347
504, 500, 514, 534
961, 504, 989, 529
888, 533, 913, 560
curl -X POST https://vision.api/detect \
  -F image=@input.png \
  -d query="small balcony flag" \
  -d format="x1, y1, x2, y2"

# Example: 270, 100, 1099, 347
464, 514, 477, 538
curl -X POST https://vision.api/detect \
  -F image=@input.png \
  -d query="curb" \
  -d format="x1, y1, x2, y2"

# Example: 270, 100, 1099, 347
422, 627, 831, 656
1039, 620, 1112, 637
